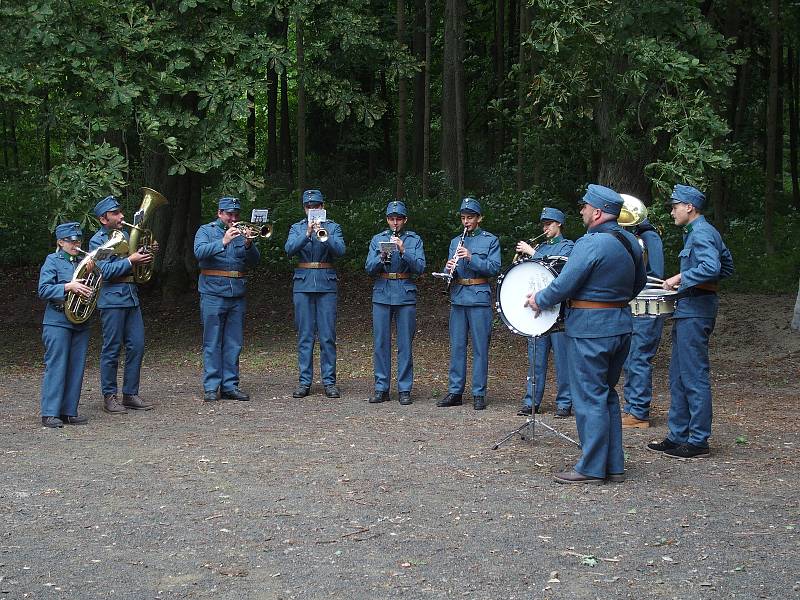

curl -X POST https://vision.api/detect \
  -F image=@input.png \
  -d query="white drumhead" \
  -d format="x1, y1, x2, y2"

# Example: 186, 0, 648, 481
496, 261, 561, 337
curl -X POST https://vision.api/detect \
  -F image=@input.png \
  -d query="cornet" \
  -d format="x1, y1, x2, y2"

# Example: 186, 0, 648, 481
233, 221, 273, 239
311, 219, 328, 242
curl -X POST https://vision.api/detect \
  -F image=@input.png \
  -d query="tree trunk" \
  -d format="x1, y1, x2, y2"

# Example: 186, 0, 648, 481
789, 47, 799, 209
494, 0, 505, 161
380, 71, 394, 171
411, 0, 426, 175
442, 0, 465, 196
396, 0, 408, 199
792, 276, 800, 331
1, 101, 8, 171
247, 91, 256, 169
280, 69, 294, 187
765, 0, 780, 255
515, 1, 529, 192
43, 92, 51, 175
422, 0, 432, 198
266, 68, 278, 176
296, 16, 306, 192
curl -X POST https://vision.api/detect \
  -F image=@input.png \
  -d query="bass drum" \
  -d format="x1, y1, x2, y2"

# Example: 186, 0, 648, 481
495, 260, 564, 337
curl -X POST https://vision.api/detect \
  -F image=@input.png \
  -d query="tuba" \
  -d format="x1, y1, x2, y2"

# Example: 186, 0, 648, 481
619, 193, 649, 265
618, 194, 648, 228
122, 187, 168, 284
65, 230, 129, 324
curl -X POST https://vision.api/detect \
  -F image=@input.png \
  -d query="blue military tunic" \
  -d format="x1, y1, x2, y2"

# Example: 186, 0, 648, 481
365, 229, 426, 394
90, 227, 144, 397
667, 215, 734, 447
446, 228, 501, 397
194, 219, 261, 393
285, 218, 346, 387
536, 221, 647, 478
38, 251, 91, 417
523, 236, 574, 410
623, 223, 666, 421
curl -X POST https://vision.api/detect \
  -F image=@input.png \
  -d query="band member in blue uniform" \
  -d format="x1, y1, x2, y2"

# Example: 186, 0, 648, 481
285, 189, 346, 399
90, 196, 154, 415
436, 197, 501, 411
194, 197, 261, 402
622, 218, 665, 428
38, 223, 93, 428
648, 184, 734, 459
527, 184, 646, 484
515, 207, 574, 417
365, 201, 426, 405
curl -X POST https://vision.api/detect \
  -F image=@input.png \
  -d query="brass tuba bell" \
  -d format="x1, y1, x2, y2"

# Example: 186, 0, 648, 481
122, 187, 168, 284
618, 194, 648, 228
65, 230, 129, 324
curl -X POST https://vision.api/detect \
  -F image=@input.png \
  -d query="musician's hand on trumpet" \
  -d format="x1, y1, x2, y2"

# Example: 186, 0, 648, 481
662, 273, 681, 291
65, 278, 93, 299
515, 240, 535, 258
391, 233, 404, 255
524, 292, 542, 318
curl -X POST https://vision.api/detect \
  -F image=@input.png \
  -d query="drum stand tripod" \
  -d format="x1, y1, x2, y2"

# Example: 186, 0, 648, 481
492, 335, 580, 450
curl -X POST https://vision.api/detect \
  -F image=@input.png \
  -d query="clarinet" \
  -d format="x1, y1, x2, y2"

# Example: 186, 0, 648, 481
432, 226, 469, 294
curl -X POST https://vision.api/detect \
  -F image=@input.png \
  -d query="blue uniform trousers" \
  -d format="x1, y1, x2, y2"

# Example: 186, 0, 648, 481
200, 294, 245, 393
293, 291, 337, 386
448, 305, 493, 397
622, 316, 664, 420
372, 303, 416, 393
568, 334, 629, 478
523, 333, 572, 410
667, 317, 715, 447
100, 306, 145, 396
41, 325, 90, 417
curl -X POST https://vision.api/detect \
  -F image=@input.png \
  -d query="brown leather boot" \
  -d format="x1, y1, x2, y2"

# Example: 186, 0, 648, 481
621, 413, 650, 429
103, 394, 128, 414
123, 394, 154, 411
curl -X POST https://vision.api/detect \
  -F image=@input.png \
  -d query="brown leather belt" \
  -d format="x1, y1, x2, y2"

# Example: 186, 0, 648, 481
201, 269, 247, 278
455, 278, 489, 285
568, 299, 628, 309
297, 262, 334, 269
110, 276, 135, 284
695, 282, 719, 292
380, 273, 411, 280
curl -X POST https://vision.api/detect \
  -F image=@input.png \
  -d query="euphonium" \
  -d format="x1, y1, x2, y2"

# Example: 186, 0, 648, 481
233, 221, 273, 239
64, 230, 129, 324
122, 187, 168, 284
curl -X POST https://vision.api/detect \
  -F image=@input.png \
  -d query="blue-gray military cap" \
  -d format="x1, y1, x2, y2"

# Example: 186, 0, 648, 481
459, 197, 482, 215
540, 207, 565, 224
582, 184, 623, 217
302, 189, 324, 205
218, 197, 241, 212
93, 195, 121, 217
55, 222, 83, 240
669, 184, 706, 210
386, 200, 408, 217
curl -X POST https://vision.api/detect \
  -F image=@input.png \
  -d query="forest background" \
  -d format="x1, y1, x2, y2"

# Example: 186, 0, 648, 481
1, 0, 799, 322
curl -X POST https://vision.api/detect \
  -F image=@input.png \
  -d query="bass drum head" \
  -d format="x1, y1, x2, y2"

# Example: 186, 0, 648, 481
495, 260, 561, 337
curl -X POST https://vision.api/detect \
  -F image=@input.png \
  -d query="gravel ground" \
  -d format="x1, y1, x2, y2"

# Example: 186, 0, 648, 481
1, 275, 798, 599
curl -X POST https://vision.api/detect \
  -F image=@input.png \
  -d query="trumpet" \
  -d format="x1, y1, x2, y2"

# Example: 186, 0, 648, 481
382, 225, 399, 265
513, 231, 548, 263
233, 221, 273, 239
311, 220, 328, 242
432, 226, 468, 294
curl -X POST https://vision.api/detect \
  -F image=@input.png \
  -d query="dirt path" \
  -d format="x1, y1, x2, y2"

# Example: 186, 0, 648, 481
1, 276, 798, 599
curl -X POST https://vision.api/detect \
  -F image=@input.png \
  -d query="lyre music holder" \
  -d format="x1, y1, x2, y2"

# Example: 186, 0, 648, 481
492, 335, 580, 450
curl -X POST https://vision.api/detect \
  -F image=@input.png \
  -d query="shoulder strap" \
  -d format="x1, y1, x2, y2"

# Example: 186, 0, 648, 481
608, 231, 638, 298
